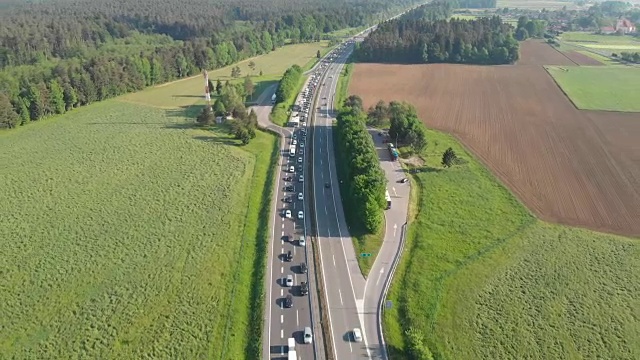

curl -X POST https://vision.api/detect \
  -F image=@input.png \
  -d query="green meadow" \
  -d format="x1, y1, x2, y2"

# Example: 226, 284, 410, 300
546, 66, 640, 112
0, 100, 278, 358
383, 129, 640, 360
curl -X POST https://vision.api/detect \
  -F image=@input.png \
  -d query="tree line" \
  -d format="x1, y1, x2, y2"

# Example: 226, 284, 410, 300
355, 11, 519, 65
449, 0, 497, 9
0, 0, 423, 130
367, 100, 427, 154
515, 16, 547, 40
270, 65, 304, 125
335, 95, 387, 234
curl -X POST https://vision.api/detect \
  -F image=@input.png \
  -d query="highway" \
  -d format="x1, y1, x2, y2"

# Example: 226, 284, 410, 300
310, 29, 411, 360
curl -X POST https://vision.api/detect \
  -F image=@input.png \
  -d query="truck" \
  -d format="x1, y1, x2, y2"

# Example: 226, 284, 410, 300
288, 337, 297, 360
388, 143, 399, 161
385, 190, 391, 210
271, 93, 277, 104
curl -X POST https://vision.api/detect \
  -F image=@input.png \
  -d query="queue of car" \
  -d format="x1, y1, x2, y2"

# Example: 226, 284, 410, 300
276, 38, 355, 348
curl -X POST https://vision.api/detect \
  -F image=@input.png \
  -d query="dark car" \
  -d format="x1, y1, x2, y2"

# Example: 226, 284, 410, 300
284, 176, 292, 182
300, 281, 309, 296
401, 178, 409, 183
282, 235, 290, 243
284, 294, 293, 308
285, 250, 293, 262
324, 182, 331, 188
300, 263, 307, 274
286, 185, 294, 192
284, 197, 292, 203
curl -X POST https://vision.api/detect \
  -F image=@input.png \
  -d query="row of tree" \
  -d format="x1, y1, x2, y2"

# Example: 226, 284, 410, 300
275, 65, 303, 104
613, 52, 640, 63
385, 102, 428, 154
335, 95, 387, 233
355, 11, 519, 64
0, 0, 423, 130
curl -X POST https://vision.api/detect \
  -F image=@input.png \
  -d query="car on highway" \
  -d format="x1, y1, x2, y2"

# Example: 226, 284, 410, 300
352, 328, 363, 342
298, 237, 306, 247
298, 192, 303, 201
303, 327, 313, 344
299, 175, 304, 182
285, 250, 293, 262
299, 263, 307, 274
285, 275, 294, 287
289, 166, 295, 173
284, 176, 292, 182
292, 139, 297, 145
297, 211, 304, 219
282, 235, 290, 243
325, 182, 331, 188
297, 157, 302, 163
300, 281, 308, 295
284, 294, 293, 308
299, 142, 305, 148
284, 197, 292, 203
297, 165, 302, 172
401, 178, 409, 183
284, 209, 292, 218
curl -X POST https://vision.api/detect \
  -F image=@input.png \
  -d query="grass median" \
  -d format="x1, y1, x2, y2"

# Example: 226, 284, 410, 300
383, 129, 640, 359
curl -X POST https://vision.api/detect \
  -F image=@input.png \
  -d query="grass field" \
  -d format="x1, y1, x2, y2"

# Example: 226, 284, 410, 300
497, 0, 580, 9
122, 42, 330, 109
558, 32, 640, 55
0, 100, 278, 358
383, 129, 640, 360
546, 66, 640, 112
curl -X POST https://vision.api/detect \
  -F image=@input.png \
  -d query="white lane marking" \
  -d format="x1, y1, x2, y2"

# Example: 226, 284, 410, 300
338, 288, 344, 305
332, 254, 336, 266
324, 206, 328, 215
281, 288, 284, 296
281, 223, 285, 229
281, 266, 284, 273
281, 231, 285, 236
296, 310, 299, 326
281, 315, 284, 324
281, 329, 284, 339
392, 186, 397, 197
393, 223, 398, 237
320, 159, 323, 165
376, 267, 385, 286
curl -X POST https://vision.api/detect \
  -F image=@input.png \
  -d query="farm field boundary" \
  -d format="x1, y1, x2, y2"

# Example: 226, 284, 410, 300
348, 40, 640, 237
381, 128, 640, 360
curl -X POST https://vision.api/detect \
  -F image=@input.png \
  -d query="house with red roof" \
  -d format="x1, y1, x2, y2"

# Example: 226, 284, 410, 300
615, 18, 636, 34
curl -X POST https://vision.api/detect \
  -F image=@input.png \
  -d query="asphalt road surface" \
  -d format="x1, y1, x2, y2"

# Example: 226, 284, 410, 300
253, 85, 317, 360
311, 40, 411, 359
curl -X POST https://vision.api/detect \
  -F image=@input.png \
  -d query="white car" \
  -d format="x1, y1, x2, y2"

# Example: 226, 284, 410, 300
300, 142, 305, 148
299, 237, 306, 247
298, 211, 304, 219
297, 157, 303, 163
285, 275, 294, 287
289, 166, 295, 173
299, 175, 304, 182
352, 328, 363, 342
285, 210, 292, 219
292, 139, 297, 145
303, 327, 313, 344
298, 192, 303, 201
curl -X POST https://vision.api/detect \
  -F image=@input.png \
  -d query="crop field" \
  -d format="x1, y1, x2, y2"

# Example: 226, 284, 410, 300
558, 32, 640, 55
382, 129, 640, 360
547, 66, 640, 111
349, 40, 640, 237
122, 42, 330, 108
0, 101, 277, 358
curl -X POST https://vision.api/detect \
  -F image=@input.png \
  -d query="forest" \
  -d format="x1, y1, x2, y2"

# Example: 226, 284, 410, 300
335, 95, 387, 234
355, 2, 519, 65
0, 0, 422, 129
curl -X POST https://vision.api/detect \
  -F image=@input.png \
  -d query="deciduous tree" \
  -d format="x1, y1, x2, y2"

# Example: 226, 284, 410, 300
442, 147, 457, 167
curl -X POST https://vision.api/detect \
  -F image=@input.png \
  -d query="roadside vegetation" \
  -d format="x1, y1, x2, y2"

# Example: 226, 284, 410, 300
546, 66, 640, 112
383, 128, 640, 360
270, 65, 304, 126
0, 100, 278, 358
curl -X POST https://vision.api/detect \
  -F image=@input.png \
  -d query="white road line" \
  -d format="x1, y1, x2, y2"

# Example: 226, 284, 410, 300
281, 288, 283, 296
333, 254, 336, 266
324, 206, 328, 215
296, 310, 299, 326
281, 231, 285, 236
376, 267, 385, 286
393, 223, 398, 237
281, 223, 285, 229
392, 187, 397, 197
281, 329, 284, 339
281, 266, 284, 273
281, 315, 284, 324
338, 288, 344, 305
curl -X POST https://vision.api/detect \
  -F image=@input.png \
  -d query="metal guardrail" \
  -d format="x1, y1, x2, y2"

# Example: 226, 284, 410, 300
378, 221, 409, 360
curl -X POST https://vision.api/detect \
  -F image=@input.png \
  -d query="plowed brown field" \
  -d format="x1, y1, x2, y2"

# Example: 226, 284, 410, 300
565, 51, 603, 65
349, 41, 640, 236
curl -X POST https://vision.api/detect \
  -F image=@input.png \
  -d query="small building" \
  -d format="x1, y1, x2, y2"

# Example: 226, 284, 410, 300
616, 18, 636, 34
